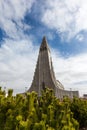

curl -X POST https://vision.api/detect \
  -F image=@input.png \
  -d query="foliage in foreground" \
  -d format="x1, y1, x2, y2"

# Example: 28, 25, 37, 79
0, 86, 86, 130
70, 97, 87, 129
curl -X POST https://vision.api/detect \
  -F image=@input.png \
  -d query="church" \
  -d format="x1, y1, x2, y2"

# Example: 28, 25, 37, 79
28, 36, 79, 99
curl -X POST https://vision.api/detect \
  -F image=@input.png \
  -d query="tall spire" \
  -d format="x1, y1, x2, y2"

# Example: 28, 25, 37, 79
28, 36, 64, 95
28, 36, 79, 98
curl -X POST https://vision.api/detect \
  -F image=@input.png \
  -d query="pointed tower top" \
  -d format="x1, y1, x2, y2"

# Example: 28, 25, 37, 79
42, 36, 46, 42
40, 36, 50, 52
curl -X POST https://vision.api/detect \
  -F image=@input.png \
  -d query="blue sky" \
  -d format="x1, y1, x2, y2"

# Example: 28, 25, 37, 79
0, 0, 87, 96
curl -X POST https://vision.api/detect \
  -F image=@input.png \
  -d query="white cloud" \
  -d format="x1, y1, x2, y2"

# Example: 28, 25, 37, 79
41, 0, 87, 40
0, 0, 36, 94
0, 0, 35, 39
76, 34, 84, 41
0, 38, 38, 94
52, 50, 87, 96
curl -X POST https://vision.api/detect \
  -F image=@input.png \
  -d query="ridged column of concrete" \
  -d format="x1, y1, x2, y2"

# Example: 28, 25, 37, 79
28, 37, 64, 96
28, 36, 79, 98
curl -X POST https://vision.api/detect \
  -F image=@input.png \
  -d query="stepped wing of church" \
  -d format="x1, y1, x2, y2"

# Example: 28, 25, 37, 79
28, 37, 79, 98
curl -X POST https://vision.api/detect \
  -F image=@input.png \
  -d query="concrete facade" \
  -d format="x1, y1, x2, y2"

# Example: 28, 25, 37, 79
28, 36, 79, 98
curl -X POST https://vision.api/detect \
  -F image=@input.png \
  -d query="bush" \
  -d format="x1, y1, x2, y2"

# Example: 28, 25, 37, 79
0, 87, 80, 130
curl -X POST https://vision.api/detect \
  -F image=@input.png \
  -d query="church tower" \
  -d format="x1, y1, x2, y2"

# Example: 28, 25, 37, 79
28, 36, 79, 98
